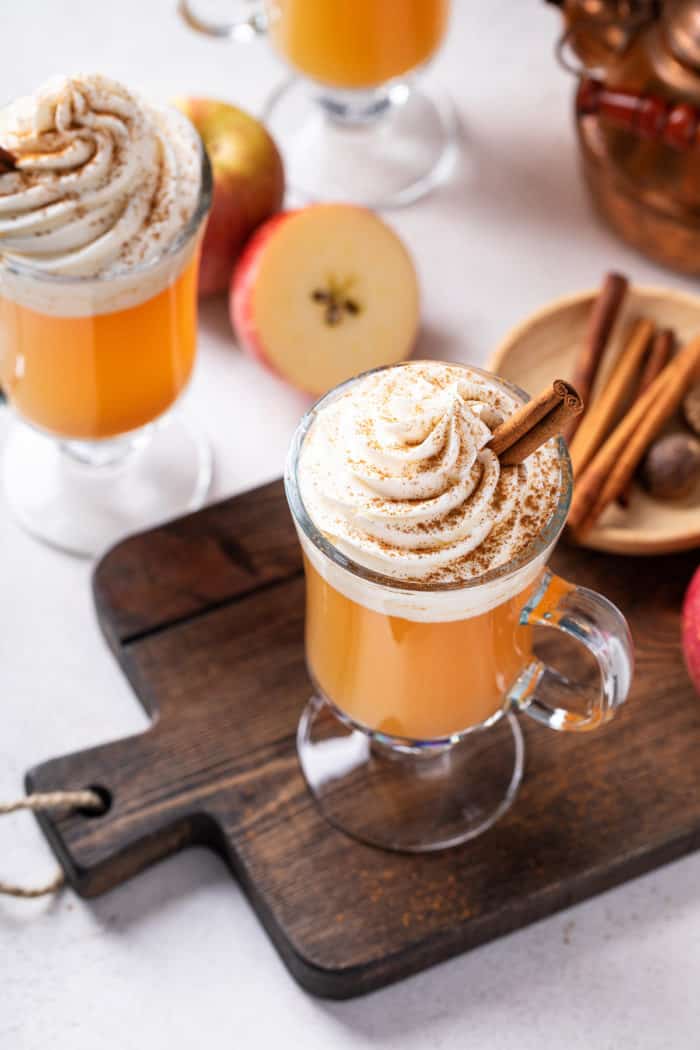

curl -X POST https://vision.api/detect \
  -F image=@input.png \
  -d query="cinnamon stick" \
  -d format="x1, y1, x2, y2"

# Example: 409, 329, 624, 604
568, 334, 700, 535
618, 327, 674, 506
489, 379, 583, 466
569, 317, 655, 477
564, 271, 629, 441
0, 145, 17, 174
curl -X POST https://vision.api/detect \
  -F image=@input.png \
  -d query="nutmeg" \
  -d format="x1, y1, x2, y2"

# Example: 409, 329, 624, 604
683, 382, 700, 437
641, 433, 700, 500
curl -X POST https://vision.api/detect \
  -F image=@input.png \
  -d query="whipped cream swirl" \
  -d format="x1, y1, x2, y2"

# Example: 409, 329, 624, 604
0, 74, 201, 277
298, 362, 560, 584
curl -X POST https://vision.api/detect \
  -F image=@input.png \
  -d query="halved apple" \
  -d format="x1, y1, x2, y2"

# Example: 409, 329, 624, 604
230, 204, 420, 395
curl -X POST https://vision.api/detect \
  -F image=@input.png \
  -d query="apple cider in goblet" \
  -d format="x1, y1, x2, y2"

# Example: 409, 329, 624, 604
268, 0, 450, 92
286, 362, 634, 851
179, 0, 456, 207
0, 74, 212, 554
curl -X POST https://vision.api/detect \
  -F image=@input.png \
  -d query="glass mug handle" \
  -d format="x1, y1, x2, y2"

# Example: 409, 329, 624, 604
508, 570, 634, 732
178, 0, 268, 40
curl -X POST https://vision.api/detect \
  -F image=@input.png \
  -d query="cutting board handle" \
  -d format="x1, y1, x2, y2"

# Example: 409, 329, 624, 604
26, 728, 219, 897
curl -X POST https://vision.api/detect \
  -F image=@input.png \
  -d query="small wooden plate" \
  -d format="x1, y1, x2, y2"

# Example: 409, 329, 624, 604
489, 285, 700, 556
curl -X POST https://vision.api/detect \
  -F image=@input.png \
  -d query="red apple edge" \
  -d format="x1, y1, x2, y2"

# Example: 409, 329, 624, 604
682, 566, 700, 695
230, 210, 300, 386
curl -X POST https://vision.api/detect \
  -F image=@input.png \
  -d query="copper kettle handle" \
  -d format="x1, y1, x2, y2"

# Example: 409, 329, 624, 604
577, 76, 700, 150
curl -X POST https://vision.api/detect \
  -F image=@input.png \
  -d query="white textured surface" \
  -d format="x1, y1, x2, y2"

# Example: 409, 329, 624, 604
1, 3, 698, 1048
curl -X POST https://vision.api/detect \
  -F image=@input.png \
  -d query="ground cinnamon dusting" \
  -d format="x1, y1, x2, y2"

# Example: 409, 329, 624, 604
299, 362, 561, 585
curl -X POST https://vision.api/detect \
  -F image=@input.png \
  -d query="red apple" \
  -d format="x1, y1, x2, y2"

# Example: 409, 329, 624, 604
174, 97, 285, 296
682, 566, 700, 695
230, 204, 420, 395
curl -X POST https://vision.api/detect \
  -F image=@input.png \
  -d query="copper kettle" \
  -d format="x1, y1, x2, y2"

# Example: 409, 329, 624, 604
549, 0, 700, 275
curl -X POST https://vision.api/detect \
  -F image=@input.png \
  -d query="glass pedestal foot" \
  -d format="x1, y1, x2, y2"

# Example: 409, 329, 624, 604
263, 76, 459, 209
2, 413, 213, 558
297, 695, 524, 853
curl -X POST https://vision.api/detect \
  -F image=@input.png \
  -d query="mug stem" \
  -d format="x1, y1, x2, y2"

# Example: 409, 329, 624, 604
312, 83, 402, 126
262, 75, 458, 208
297, 692, 525, 852
60, 427, 154, 470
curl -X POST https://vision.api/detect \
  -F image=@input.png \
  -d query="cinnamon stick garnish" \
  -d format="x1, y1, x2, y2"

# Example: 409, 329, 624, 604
0, 145, 18, 174
565, 271, 629, 441
569, 317, 655, 477
489, 379, 583, 466
618, 327, 674, 506
568, 334, 700, 535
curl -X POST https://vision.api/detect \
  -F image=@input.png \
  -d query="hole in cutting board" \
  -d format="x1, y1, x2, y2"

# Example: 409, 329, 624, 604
77, 785, 112, 818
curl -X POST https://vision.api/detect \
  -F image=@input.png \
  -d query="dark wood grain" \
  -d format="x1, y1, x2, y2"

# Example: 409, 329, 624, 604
27, 479, 700, 998
93, 479, 302, 647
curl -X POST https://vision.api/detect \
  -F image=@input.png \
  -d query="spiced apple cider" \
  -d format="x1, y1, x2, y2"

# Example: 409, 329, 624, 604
269, 0, 450, 91
294, 361, 562, 741
0, 73, 205, 439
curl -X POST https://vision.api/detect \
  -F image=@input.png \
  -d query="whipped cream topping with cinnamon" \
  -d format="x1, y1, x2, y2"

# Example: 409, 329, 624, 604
298, 362, 560, 585
0, 74, 201, 278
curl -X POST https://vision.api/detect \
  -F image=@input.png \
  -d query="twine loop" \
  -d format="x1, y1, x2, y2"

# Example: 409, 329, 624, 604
0, 789, 105, 898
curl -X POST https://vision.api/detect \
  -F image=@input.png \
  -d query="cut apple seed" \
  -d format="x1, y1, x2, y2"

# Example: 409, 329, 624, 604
311, 287, 363, 327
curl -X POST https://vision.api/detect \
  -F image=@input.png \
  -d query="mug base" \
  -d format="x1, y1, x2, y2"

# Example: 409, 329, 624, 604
297, 695, 524, 852
263, 76, 459, 209
2, 413, 213, 558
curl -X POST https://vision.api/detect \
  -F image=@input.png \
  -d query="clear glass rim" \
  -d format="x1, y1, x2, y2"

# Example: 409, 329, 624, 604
284, 361, 573, 595
0, 115, 213, 287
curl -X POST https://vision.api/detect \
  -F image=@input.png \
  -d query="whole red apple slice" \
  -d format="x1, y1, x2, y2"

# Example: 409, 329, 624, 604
682, 566, 700, 695
231, 204, 420, 395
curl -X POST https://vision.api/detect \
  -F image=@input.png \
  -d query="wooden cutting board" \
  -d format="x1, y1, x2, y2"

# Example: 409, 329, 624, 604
27, 480, 700, 999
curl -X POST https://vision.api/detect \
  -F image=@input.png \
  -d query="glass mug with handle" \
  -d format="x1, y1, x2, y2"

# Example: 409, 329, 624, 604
285, 361, 633, 852
0, 74, 213, 556
179, 0, 457, 208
